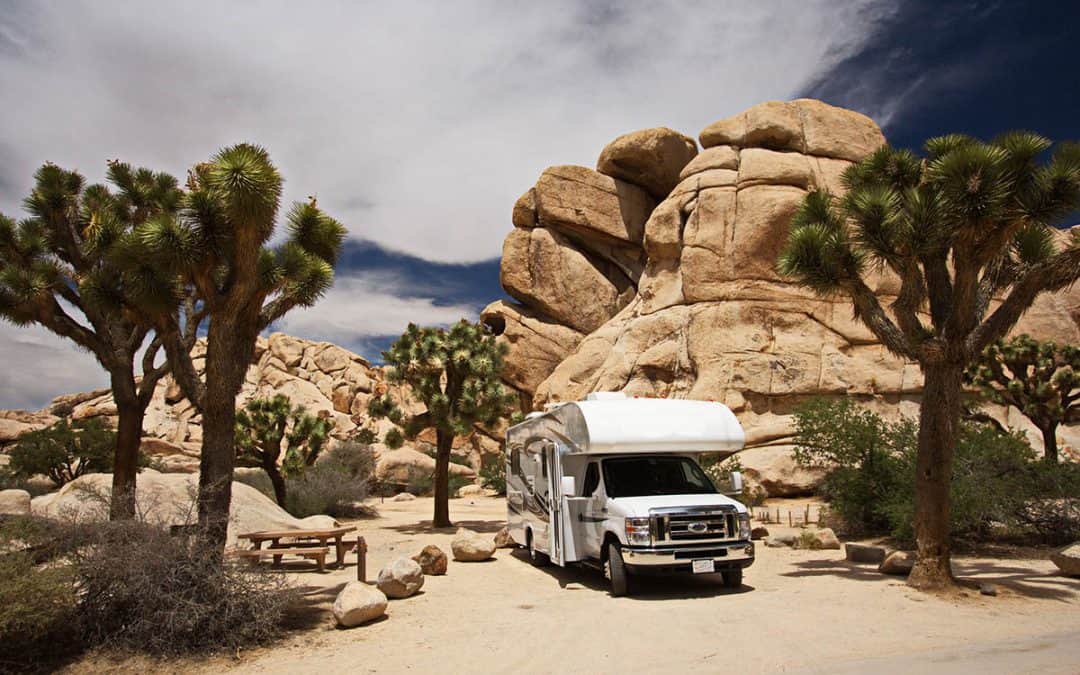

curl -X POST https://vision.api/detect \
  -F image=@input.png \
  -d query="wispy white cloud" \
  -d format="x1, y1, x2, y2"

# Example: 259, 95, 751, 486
273, 271, 478, 346
0, 1, 892, 264
0, 322, 108, 410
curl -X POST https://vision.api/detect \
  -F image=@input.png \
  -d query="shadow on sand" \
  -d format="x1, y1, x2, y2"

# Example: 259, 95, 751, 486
385, 518, 505, 535
782, 555, 1080, 601
508, 548, 755, 600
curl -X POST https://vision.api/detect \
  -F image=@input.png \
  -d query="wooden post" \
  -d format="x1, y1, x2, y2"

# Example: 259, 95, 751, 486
788, 511, 792, 527
357, 535, 367, 583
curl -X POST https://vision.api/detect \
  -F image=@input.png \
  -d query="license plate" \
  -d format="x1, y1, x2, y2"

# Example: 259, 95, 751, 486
692, 559, 715, 574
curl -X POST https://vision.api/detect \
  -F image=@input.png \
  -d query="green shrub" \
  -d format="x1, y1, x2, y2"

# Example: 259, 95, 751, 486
792, 397, 1076, 545
7, 418, 133, 487
0, 552, 80, 668
283, 441, 375, 518
479, 455, 506, 495
73, 520, 296, 655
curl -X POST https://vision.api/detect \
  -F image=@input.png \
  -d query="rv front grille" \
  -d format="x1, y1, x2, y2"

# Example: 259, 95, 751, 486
650, 507, 739, 543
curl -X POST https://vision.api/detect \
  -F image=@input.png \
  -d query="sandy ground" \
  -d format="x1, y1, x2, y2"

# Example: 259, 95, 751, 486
71, 496, 1080, 674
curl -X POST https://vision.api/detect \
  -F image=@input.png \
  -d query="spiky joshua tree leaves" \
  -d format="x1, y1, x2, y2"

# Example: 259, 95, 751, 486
235, 394, 333, 507
778, 133, 1080, 589
965, 335, 1078, 463
368, 320, 515, 528
0, 160, 198, 520
157, 144, 346, 554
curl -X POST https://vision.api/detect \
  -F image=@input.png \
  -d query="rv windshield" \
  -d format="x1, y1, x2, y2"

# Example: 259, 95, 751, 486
601, 456, 716, 498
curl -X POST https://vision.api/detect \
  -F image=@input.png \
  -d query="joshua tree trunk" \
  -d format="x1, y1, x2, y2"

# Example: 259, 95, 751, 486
433, 426, 453, 528
909, 363, 963, 589
265, 460, 288, 508
196, 313, 258, 553
110, 391, 147, 521
1040, 425, 1059, 464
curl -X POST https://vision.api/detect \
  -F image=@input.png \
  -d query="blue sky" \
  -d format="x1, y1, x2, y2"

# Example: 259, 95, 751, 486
0, 1, 1077, 409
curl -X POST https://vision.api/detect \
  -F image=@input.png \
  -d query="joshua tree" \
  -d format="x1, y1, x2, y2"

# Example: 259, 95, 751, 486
0, 161, 199, 519
778, 133, 1080, 588
368, 320, 515, 527
157, 144, 345, 553
235, 394, 333, 507
965, 334, 1078, 463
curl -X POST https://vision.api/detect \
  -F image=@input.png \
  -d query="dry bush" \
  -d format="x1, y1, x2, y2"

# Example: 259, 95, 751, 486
71, 520, 296, 655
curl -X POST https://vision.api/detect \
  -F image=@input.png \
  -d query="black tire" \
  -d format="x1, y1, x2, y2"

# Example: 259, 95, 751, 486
722, 568, 743, 588
605, 541, 631, 597
527, 530, 550, 567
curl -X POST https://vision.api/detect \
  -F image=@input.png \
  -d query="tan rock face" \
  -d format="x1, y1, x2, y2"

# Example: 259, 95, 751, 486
480, 300, 583, 394
499, 99, 1080, 496
500, 227, 633, 334
596, 127, 698, 200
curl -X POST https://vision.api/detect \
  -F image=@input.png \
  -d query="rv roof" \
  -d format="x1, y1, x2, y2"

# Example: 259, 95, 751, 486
507, 398, 745, 455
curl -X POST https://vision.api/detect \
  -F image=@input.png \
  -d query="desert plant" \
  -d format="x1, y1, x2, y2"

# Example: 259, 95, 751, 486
7, 418, 140, 487
778, 133, 1080, 588
793, 398, 1073, 545
154, 145, 346, 554
0, 552, 80, 668
368, 320, 515, 527
965, 334, 1079, 463
282, 441, 376, 518
72, 520, 296, 655
479, 455, 506, 495
0, 161, 204, 520
235, 395, 333, 507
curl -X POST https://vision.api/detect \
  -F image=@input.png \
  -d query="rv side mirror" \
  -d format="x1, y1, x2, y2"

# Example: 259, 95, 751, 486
730, 471, 743, 494
560, 476, 576, 497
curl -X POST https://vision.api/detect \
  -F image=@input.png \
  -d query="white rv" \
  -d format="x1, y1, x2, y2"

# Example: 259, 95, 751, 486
505, 392, 753, 596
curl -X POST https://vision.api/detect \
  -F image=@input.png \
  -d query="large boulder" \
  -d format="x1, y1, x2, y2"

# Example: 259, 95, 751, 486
597, 127, 699, 199
480, 300, 583, 396
412, 544, 449, 575
333, 581, 388, 627
845, 543, 887, 564
500, 227, 634, 334
0, 489, 31, 516
30, 470, 335, 546
376, 557, 426, 598
533, 165, 654, 248
451, 528, 496, 562
1051, 543, 1080, 577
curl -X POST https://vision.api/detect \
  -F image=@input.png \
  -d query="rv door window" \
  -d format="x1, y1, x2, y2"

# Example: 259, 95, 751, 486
582, 462, 600, 497
510, 446, 521, 475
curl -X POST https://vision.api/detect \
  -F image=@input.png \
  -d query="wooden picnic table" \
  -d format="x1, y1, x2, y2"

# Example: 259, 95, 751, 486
238, 526, 358, 569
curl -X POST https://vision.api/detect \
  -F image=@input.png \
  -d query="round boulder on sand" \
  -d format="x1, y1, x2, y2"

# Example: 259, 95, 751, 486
0, 489, 31, 516
879, 550, 915, 576
451, 527, 496, 562
376, 557, 425, 599
413, 544, 448, 575
391, 492, 417, 502
494, 526, 516, 548
1051, 543, 1080, 577
333, 581, 388, 627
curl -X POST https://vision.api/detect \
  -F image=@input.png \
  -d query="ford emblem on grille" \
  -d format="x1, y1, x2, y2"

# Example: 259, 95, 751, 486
687, 522, 708, 534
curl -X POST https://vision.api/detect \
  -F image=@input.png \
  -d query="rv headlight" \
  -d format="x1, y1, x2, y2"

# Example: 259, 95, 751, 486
738, 512, 751, 540
624, 517, 652, 545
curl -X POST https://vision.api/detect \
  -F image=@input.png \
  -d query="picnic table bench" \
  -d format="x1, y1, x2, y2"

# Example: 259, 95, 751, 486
236, 526, 365, 577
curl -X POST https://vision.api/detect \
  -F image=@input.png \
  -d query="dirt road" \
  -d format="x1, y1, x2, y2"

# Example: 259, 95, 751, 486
198, 496, 1079, 674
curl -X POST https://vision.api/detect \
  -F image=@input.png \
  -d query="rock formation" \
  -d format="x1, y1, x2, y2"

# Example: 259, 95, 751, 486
483, 98, 1080, 495
0, 333, 494, 483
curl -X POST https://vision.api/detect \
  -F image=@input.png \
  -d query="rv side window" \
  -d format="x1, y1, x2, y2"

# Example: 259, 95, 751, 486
510, 446, 521, 475
582, 462, 600, 497
540, 448, 548, 479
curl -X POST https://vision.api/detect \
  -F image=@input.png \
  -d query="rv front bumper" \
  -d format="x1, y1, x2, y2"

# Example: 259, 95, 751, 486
623, 541, 755, 570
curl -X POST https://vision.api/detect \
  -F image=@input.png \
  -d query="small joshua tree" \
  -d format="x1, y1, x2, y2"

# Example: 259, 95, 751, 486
8, 418, 122, 487
966, 334, 1078, 463
235, 395, 333, 507
368, 320, 515, 527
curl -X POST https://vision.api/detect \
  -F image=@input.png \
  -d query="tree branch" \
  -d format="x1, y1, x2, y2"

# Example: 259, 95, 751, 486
841, 276, 917, 360
967, 244, 1080, 356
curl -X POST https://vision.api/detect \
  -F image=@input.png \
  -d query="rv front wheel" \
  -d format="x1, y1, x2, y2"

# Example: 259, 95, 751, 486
526, 530, 550, 567
605, 542, 631, 597
722, 569, 743, 588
